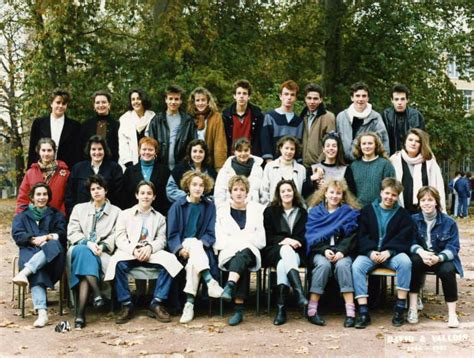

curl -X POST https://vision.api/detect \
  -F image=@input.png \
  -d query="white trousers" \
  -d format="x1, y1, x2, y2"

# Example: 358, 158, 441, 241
182, 238, 210, 295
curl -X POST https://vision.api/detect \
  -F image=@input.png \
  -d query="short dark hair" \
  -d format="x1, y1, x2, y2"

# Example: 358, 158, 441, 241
184, 139, 210, 166
50, 89, 71, 105
233, 80, 252, 96
28, 183, 52, 204
233, 137, 252, 152
350, 82, 369, 96
92, 90, 112, 103
35, 137, 57, 154
276, 135, 301, 158
391, 84, 410, 99
86, 174, 109, 192
135, 180, 156, 195
84, 135, 112, 159
304, 83, 324, 98
128, 88, 151, 110
417, 186, 441, 212
165, 84, 184, 98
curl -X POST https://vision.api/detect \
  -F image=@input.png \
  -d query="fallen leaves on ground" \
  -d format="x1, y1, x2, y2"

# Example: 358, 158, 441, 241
0, 319, 19, 328
101, 338, 143, 347
294, 346, 309, 354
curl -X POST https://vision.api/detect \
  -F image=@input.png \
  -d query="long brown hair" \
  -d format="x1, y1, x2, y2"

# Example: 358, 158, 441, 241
307, 179, 361, 209
404, 128, 433, 161
270, 179, 304, 208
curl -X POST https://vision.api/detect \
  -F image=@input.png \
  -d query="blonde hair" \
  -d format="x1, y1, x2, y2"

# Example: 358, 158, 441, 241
187, 87, 218, 116
180, 170, 214, 195
228, 175, 250, 193
353, 131, 388, 159
307, 179, 361, 209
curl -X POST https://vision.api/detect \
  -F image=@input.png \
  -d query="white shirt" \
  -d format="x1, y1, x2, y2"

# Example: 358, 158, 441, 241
50, 114, 65, 151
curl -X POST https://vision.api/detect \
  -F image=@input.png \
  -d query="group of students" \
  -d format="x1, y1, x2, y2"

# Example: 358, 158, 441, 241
11, 79, 463, 331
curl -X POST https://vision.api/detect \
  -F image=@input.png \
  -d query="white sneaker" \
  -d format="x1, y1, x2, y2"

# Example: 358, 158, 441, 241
12, 270, 29, 287
417, 296, 424, 311
33, 309, 48, 328
448, 315, 459, 328
179, 302, 194, 324
407, 308, 419, 324
207, 279, 223, 298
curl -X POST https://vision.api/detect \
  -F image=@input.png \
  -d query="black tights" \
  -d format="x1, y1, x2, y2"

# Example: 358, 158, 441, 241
76, 275, 101, 319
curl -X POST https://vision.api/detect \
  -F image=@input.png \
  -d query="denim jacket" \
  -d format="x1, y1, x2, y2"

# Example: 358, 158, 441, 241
411, 212, 463, 277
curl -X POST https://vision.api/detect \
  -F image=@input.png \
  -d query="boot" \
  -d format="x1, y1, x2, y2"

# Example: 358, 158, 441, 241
287, 269, 308, 307
273, 284, 288, 325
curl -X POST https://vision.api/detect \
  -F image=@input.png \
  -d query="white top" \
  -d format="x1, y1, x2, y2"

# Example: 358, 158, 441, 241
50, 114, 65, 152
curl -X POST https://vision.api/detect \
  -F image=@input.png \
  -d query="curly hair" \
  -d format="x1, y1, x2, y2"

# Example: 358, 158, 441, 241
227, 175, 250, 194
307, 179, 360, 209
352, 131, 388, 159
187, 87, 218, 116
184, 139, 210, 166
180, 170, 214, 195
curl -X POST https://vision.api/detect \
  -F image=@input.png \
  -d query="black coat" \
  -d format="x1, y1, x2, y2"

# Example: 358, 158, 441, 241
65, 160, 123, 216
382, 107, 425, 155
121, 160, 170, 215
261, 205, 307, 267
12, 207, 67, 288
27, 115, 81, 169
356, 203, 414, 256
222, 102, 264, 157
80, 114, 120, 162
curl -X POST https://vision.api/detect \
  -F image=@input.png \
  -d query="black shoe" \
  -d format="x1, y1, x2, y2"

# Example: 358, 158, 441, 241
273, 304, 287, 325
221, 283, 235, 302
287, 269, 308, 307
93, 296, 105, 308
307, 314, 326, 326
355, 314, 371, 329
344, 316, 355, 328
392, 311, 405, 327
116, 305, 134, 324
74, 317, 86, 329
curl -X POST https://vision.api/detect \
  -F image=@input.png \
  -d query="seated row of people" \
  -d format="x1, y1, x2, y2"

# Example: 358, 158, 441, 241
12, 173, 462, 330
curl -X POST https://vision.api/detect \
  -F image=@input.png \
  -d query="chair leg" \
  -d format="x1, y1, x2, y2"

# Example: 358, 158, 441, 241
59, 276, 64, 316
20, 286, 25, 319
267, 268, 272, 315
436, 276, 440, 295
391, 276, 394, 296
381, 277, 387, 304
219, 271, 224, 317
12, 256, 18, 302
255, 270, 262, 316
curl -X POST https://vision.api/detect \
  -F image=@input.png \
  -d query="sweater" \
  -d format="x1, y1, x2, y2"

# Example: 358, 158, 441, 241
350, 157, 395, 207
260, 110, 304, 160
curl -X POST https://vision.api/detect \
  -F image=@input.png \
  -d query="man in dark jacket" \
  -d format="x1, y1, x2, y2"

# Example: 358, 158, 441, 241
382, 84, 425, 155
148, 85, 196, 170
222, 80, 264, 157
28, 89, 81, 169
352, 178, 414, 328
454, 171, 470, 218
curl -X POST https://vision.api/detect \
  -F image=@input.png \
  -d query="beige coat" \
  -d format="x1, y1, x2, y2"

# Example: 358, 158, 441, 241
302, 109, 336, 166
104, 205, 182, 280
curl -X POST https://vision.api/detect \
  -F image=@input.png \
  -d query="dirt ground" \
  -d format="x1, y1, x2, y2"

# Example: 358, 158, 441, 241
0, 198, 473, 357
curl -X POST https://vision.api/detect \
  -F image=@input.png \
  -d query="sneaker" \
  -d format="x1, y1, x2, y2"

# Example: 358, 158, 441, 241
417, 296, 424, 311
407, 308, 419, 324
179, 302, 194, 324
12, 271, 29, 287
448, 315, 459, 328
33, 309, 48, 328
207, 279, 224, 298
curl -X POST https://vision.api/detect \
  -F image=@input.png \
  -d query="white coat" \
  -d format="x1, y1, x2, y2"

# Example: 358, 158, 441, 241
215, 201, 266, 271
104, 205, 182, 280
214, 155, 264, 208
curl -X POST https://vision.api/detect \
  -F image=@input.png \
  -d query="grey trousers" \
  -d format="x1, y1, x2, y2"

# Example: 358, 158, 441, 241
310, 254, 354, 295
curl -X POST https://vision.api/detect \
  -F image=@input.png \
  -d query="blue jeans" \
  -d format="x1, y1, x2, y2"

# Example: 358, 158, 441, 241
457, 197, 469, 217
31, 285, 47, 310
352, 253, 412, 300
25, 249, 48, 274
114, 260, 172, 304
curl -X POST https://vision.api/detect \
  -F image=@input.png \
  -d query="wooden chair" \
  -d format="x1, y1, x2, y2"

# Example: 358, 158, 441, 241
368, 267, 396, 304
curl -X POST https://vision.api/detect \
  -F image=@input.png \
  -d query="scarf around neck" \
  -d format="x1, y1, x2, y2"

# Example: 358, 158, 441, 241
28, 204, 48, 221
305, 202, 359, 255
38, 160, 58, 184
132, 110, 154, 133
347, 103, 372, 121
194, 108, 211, 130
400, 150, 425, 204
231, 157, 254, 177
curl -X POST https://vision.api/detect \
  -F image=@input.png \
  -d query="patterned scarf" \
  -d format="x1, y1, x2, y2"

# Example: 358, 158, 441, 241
194, 108, 211, 130
37, 160, 58, 184
305, 202, 360, 255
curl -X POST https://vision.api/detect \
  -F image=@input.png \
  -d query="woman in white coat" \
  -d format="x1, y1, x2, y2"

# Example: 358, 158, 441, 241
105, 180, 183, 324
215, 175, 266, 326
214, 137, 263, 208
390, 128, 446, 213
67, 174, 121, 329
118, 89, 156, 171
